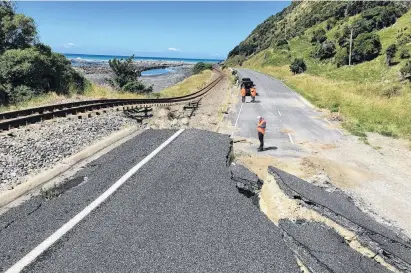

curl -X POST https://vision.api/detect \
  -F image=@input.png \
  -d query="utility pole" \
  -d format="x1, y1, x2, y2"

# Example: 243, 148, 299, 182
348, 27, 353, 66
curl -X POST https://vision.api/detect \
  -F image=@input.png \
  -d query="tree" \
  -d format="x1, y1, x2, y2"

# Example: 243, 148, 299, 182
313, 40, 336, 60
290, 59, 306, 74
106, 55, 151, 93
352, 33, 381, 63
385, 44, 397, 66
335, 47, 349, 67
0, 2, 37, 53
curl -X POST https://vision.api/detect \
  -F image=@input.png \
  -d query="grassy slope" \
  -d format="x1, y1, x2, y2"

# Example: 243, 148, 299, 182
240, 11, 411, 139
160, 69, 213, 98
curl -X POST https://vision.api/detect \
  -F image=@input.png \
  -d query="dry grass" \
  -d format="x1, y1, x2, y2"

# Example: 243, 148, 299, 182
83, 84, 144, 99
160, 69, 213, 98
0, 84, 143, 113
246, 65, 410, 138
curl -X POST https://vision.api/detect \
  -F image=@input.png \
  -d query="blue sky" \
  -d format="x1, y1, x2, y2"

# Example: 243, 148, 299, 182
16, 1, 291, 59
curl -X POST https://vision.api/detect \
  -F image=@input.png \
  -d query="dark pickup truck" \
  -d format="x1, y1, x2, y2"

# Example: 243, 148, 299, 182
241, 78, 255, 96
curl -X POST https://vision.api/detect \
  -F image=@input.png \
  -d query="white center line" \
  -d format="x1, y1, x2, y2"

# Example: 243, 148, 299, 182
288, 133, 294, 144
5, 129, 185, 273
231, 102, 244, 137
278, 110, 282, 117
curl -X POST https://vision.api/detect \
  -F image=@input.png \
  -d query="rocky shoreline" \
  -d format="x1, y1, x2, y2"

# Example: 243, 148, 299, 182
73, 60, 195, 92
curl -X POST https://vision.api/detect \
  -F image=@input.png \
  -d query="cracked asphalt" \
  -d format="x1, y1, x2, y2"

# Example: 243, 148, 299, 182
279, 219, 391, 273
1, 129, 300, 273
270, 166, 411, 272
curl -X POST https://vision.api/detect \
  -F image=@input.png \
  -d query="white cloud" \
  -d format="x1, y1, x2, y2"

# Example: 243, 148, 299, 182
168, 47, 181, 52
63, 42, 76, 48
211, 53, 221, 57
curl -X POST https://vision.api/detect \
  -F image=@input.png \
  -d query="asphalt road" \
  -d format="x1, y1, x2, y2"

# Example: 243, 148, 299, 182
232, 68, 342, 156
1, 129, 301, 273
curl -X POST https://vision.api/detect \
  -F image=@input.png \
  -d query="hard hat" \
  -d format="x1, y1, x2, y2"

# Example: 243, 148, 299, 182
257, 116, 262, 120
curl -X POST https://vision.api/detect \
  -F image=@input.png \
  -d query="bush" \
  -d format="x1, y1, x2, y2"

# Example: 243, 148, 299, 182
122, 81, 153, 93
0, 46, 86, 104
311, 29, 327, 44
400, 61, 411, 81
313, 40, 336, 60
400, 49, 410, 59
275, 39, 288, 47
290, 59, 306, 74
8, 85, 34, 103
352, 33, 381, 63
0, 2, 87, 105
193, 62, 213, 74
385, 44, 397, 66
335, 47, 349, 67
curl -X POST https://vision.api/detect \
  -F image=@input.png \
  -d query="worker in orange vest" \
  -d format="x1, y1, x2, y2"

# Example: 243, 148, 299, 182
241, 86, 246, 103
257, 116, 266, 152
250, 86, 256, 103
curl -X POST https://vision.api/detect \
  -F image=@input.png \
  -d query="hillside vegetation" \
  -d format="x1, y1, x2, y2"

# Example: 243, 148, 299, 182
226, 1, 411, 139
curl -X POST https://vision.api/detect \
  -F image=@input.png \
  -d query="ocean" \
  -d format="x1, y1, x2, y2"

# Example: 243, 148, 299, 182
64, 53, 224, 66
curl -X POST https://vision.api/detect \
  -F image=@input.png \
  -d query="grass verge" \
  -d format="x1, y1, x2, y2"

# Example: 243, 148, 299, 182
160, 69, 213, 98
242, 64, 410, 139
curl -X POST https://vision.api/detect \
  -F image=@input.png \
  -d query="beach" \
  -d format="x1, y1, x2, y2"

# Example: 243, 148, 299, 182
72, 60, 195, 92
68, 54, 222, 93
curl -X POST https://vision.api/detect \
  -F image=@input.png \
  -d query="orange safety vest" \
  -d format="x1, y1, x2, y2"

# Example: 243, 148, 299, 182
257, 119, 266, 134
251, 88, 256, 97
241, 87, 246, 96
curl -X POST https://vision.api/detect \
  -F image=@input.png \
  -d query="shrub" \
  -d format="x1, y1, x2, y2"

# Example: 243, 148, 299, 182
379, 85, 401, 98
385, 44, 397, 66
193, 62, 213, 74
275, 39, 288, 47
400, 49, 410, 59
313, 40, 336, 60
8, 85, 34, 103
335, 47, 349, 67
400, 61, 411, 81
311, 29, 327, 44
122, 81, 152, 93
352, 33, 381, 63
290, 59, 306, 74
0, 47, 86, 104
0, 2, 87, 105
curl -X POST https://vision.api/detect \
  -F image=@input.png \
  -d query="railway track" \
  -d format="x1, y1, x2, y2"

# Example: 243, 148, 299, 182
0, 67, 224, 131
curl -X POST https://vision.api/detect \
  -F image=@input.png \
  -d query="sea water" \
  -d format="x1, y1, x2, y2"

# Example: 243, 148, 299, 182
65, 53, 223, 66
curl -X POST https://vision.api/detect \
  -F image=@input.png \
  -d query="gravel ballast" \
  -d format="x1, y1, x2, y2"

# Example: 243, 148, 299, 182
0, 112, 139, 193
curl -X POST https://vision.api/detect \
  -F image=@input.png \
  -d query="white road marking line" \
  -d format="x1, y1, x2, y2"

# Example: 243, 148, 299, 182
231, 103, 244, 137
288, 133, 294, 144
5, 129, 185, 273
278, 110, 282, 117
336, 129, 344, 135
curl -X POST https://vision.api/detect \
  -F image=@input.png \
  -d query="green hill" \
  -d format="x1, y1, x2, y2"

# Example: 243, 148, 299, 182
226, 1, 411, 139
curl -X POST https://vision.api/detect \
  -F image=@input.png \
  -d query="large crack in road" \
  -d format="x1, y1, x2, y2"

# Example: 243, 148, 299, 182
268, 166, 411, 272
